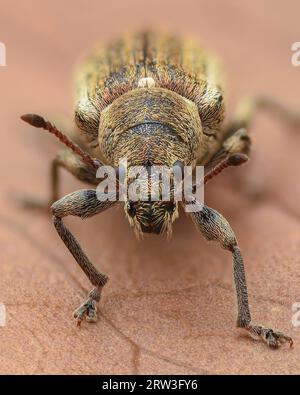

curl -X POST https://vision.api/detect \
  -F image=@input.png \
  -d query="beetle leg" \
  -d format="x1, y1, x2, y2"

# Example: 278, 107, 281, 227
226, 96, 300, 135
204, 128, 267, 199
53, 148, 99, 188
188, 203, 293, 348
203, 98, 300, 196
204, 128, 251, 177
51, 189, 118, 325
21, 149, 99, 211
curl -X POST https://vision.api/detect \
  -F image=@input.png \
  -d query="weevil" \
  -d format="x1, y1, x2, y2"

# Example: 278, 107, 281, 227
21, 32, 299, 348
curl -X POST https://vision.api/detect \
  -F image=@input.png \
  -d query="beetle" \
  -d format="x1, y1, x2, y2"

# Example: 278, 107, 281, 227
21, 32, 298, 348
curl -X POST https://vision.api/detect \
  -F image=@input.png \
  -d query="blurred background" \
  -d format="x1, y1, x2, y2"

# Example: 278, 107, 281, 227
0, 0, 299, 374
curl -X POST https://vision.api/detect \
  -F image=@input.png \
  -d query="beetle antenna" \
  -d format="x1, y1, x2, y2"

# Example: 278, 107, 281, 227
21, 113, 100, 170
204, 153, 248, 185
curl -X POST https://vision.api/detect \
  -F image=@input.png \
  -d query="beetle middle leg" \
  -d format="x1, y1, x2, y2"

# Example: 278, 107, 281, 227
188, 203, 293, 348
51, 189, 117, 325
204, 128, 251, 173
22, 149, 98, 211
207, 97, 300, 197
226, 96, 300, 134
203, 126, 264, 199
201, 128, 251, 188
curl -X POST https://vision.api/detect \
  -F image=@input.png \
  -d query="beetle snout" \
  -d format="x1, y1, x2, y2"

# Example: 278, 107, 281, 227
125, 201, 177, 235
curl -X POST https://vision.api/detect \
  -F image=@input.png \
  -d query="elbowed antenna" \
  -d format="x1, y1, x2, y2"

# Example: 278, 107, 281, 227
204, 153, 248, 185
20, 113, 100, 170
190, 153, 249, 195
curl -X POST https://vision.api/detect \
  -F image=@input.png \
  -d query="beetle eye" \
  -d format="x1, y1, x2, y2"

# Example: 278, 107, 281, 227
127, 202, 136, 217
167, 202, 176, 214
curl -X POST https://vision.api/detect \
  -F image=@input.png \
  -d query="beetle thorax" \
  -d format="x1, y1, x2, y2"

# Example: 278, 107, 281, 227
98, 87, 203, 168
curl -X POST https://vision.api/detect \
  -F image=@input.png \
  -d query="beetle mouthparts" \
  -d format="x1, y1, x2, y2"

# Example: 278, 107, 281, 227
21, 113, 47, 128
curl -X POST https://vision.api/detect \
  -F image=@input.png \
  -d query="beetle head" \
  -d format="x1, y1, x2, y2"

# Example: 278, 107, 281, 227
122, 160, 183, 238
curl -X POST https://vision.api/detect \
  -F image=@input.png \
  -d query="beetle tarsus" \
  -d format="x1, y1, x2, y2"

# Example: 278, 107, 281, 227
244, 324, 293, 348
73, 292, 99, 326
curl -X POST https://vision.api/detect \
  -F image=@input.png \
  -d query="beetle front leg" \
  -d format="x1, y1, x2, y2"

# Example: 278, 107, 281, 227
189, 204, 293, 348
51, 189, 117, 325
22, 149, 99, 211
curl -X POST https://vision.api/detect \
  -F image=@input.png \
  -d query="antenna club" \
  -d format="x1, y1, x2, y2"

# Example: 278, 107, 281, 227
21, 114, 47, 128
